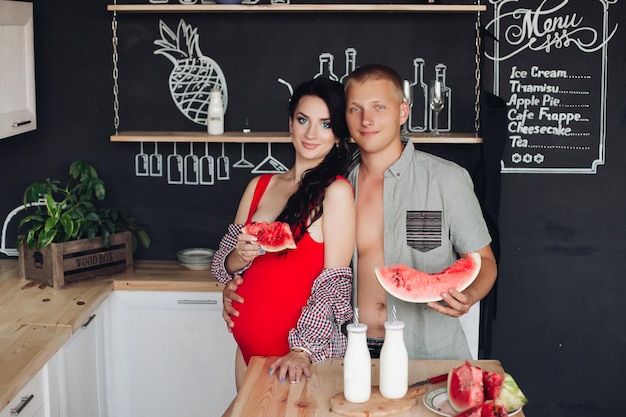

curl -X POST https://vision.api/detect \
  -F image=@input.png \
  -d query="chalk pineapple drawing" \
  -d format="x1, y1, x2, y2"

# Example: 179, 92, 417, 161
154, 19, 228, 125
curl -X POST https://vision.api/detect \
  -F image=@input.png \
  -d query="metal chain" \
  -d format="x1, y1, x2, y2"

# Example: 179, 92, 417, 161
474, 1, 482, 136
111, 5, 120, 134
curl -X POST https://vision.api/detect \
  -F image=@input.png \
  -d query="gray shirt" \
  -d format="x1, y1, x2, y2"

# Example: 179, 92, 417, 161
349, 140, 492, 359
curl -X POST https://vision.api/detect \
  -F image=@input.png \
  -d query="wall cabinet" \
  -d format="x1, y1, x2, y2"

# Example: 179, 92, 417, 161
47, 301, 108, 417
0, 0, 37, 140
105, 291, 237, 417
107, 4, 484, 144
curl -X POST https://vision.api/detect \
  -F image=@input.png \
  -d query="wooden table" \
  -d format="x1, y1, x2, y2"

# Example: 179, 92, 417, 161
226, 356, 526, 417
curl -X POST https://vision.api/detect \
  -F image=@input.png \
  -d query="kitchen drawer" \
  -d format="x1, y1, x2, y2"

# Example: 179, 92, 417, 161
0, 368, 45, 417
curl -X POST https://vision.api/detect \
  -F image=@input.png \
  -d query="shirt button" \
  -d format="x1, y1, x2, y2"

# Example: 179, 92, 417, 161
396, 173, 400, 177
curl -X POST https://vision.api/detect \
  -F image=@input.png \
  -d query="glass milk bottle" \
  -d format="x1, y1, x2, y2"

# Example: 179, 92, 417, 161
379, 320, 408, 399
207, 89, 224, 135
343, 323, 371, 403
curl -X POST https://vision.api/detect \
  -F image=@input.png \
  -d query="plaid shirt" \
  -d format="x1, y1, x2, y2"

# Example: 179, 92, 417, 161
211, 223, 353, 362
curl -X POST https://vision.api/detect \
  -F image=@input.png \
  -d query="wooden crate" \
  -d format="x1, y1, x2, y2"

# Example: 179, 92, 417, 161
18, 231, 133, 288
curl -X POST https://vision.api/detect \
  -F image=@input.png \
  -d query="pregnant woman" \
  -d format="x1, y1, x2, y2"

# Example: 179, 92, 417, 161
211, 78, 356, 388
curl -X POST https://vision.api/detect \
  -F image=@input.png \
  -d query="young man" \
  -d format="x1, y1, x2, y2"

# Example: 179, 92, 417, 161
344, 64, 497, 359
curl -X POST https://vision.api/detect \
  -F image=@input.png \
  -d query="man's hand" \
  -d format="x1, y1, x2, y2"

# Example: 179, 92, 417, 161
427, 288, 473, 318
222, 274, 244, 332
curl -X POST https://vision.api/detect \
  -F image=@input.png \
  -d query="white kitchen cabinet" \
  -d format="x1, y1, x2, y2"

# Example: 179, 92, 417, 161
0, 0, 37, 140
0, 367, 47, 417
105, 291, 237, 417
47, 301, 108, 417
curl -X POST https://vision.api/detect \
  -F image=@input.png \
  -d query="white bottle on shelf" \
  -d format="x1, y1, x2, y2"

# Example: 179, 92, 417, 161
379, 320, 408, 399
207, 89, 224, 135
343, 323, 371, 403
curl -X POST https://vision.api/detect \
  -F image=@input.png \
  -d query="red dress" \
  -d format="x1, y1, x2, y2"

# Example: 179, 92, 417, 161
231, 174, 324, 365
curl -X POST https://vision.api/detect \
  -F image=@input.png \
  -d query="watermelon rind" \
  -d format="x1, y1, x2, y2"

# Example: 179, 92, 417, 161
495, 373, 528, 412
374, 252, 481, 303
242, 221, 297, 253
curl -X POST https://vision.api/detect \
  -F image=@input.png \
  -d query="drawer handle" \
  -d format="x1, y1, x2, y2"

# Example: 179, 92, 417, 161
11, 394, 34, 416
177, 299, 218, 305
82, 314, 96, 328
12, 120, 31, 127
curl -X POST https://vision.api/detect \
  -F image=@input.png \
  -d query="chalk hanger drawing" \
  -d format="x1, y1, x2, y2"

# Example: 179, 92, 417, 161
154, 19, 228, 125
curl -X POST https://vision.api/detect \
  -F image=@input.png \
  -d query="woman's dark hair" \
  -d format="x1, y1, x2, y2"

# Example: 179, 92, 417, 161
276, 78, 352, 242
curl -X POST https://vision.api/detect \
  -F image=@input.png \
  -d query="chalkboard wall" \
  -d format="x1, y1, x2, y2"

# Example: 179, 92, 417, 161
1, 1, 625, 416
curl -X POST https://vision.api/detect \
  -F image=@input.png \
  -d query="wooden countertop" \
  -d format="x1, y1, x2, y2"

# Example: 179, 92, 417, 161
227, 356, 527, 417
0, 259, 224, 410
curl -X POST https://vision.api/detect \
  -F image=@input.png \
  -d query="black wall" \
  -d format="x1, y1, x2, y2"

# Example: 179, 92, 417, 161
1, 1, 625, 416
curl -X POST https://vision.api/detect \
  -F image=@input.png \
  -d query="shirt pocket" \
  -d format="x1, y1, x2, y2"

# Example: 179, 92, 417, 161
406, 211, 442, 253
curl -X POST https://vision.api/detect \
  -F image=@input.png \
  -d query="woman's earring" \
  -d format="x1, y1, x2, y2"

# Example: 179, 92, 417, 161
335, 141, 339, 148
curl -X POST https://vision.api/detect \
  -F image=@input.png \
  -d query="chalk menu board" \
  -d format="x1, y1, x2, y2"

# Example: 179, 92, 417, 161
484, 0, 619, 174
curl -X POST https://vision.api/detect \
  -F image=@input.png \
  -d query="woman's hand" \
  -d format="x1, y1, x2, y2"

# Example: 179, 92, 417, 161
236, 232, 265, 264
268, 350, 312, 384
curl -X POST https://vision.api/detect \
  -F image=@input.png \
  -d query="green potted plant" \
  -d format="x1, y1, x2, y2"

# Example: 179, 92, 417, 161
17, 160, 151, 288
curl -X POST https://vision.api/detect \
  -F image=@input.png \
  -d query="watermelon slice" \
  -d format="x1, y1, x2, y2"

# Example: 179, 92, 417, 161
483, 370, 505, 401
495, 373, 528, 412
242, 221, 297, 252
447, 360, 485, 413
454, 400, 508, 417
448, 362, 528, 416
374, 252, 481, 303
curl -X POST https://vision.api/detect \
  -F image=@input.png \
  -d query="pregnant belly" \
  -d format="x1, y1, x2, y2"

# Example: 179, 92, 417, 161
231, 276, 310, 361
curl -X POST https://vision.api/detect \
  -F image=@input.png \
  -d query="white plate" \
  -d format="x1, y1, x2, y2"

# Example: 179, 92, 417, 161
177, 248, 215, 270
423, 388, 522, 416
177, 248, 215, 259
179, 263, 211, 270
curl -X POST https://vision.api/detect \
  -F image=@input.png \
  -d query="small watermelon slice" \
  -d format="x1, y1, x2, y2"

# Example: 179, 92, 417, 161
483, 370, 505, 401
374, 252, 481, 303
448, 360, 485, 413
242, 221, 297, 253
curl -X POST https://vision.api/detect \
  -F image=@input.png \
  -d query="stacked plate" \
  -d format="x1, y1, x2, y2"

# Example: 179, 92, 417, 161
177, 248, 215, 270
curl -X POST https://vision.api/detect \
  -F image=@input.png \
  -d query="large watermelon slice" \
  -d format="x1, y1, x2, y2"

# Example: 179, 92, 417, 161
242, 221, 297, 252
447, 360, 485, 413
374, 252, 481, 303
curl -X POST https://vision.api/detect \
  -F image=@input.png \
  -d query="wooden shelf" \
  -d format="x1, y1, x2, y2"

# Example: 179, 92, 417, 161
108, 4, 484, 147
107, 4, 487, 13
110, 131, 482, 144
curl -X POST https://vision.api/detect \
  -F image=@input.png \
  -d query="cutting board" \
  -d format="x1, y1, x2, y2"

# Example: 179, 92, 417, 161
330, 386, 427, 416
